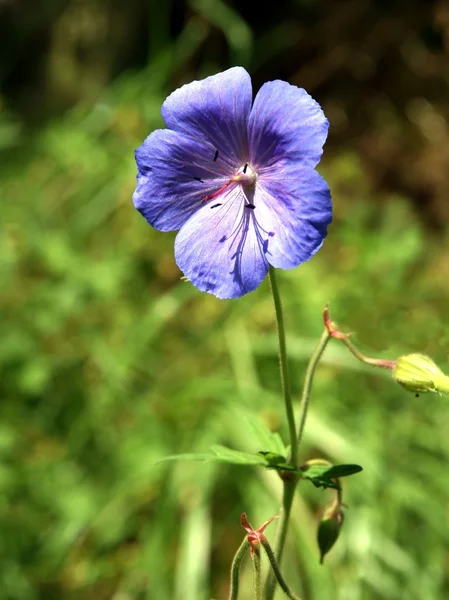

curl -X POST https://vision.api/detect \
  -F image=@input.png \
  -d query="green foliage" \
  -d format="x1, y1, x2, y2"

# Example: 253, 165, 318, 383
257, 452, 298, 472
300, 464, 363, 490
159, 446, 267, 467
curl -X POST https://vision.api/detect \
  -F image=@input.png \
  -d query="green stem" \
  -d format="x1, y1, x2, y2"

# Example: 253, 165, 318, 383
268, 268, 297, 465
229, 538, 250, 600
296, 328, 330, 451
261, 540, 302, 600
253, 548, 262, 600
264, 479, 297, 600
265, 269, 299, 600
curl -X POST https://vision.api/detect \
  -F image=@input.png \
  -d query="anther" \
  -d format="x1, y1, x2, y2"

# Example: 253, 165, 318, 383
245, 203, 256, 209
243, 163, 248, 174
210, 203, 222, 209
213, 150, 219, 162
193, 176, 203, 182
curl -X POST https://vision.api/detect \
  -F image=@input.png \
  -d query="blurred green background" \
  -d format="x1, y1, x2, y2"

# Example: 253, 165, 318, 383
2, 0, 449, 598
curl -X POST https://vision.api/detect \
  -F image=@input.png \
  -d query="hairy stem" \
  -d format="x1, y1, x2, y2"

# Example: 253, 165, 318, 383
339, 337, 396, 369
262, 539, 302, 600
265, 327, 330, 597
229, 538, 250, 600
266, 269, 299, 600
296, 328, 330, 450
264, 479, 297, 600
253, 548, 262, 600
268, 268, 297, 465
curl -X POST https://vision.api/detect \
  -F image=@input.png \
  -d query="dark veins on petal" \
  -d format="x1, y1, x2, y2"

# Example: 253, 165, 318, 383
221, 202, 275, 292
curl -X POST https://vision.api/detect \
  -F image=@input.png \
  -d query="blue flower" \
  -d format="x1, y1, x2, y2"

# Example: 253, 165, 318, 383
133, 67, 332, 299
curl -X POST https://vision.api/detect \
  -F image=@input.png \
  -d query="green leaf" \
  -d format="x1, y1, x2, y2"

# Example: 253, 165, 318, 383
157, 445, 304, 470
257, 451, 298, 472
246, 418, 289, 456
305, 475, 341, 490
210, 445, 267, 466
157, 447, 266, 467
300, 464, 363, 490
156, 453, 215, 464
322, 464, 363, 479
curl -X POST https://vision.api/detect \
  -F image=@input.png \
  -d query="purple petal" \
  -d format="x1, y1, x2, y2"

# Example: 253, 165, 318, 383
133, 129, 231, 231
253, 165, 332, 269
174, 187, 270, 299
161, 67, 252, 167
248, 80, 329, 170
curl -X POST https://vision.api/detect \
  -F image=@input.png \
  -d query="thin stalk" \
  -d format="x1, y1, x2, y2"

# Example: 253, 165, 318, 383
340, 337, 396, 369
268, 268, 297, 465
253, 549, 262, 600
262, 540, 302, 600
265, 327, 330, 597
265, 269, 299, 600
264, 479, 297, 600
296, 329, 330, 450
229, 538, 250, 600
323, 303, 395, 370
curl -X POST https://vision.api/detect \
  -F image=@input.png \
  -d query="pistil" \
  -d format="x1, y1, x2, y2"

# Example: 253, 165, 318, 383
202, 163, 257, 202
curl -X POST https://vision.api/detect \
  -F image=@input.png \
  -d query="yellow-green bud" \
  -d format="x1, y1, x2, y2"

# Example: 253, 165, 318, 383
393, 353, 449, 395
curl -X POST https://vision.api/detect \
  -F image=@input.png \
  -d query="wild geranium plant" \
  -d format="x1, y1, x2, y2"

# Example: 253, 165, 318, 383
133, 67, 446, 599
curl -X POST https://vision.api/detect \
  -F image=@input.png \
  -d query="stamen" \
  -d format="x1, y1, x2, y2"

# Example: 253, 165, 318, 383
210, 203, 222, 209
193, 176, 203, 182
213, 150, 219, 162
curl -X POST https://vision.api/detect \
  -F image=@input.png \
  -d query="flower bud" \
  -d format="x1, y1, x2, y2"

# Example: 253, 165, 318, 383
317, 508, 344, 564
392, 353, 449, 395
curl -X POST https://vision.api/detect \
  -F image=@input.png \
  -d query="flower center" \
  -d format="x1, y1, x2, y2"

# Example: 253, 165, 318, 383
232, 163, 257, 187
202, 163, 258, 208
